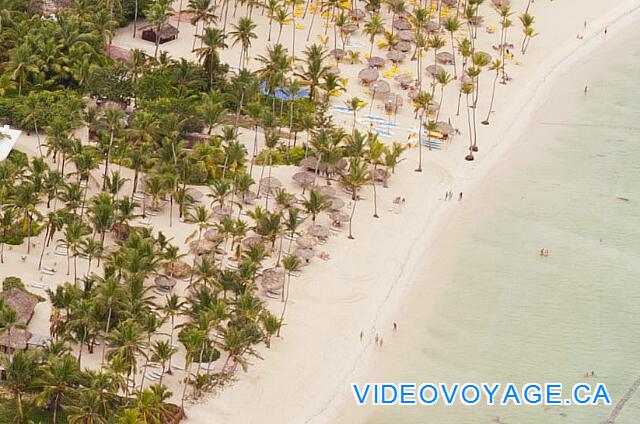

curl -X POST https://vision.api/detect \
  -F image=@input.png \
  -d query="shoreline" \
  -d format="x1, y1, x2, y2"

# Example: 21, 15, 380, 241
182, 1, 640, 423
319, 1, 640, 422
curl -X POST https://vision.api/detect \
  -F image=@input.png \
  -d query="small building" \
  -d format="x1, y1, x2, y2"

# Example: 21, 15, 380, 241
0, 125, 22, 162
140, 23, 179, 44
0, 288, 39, 354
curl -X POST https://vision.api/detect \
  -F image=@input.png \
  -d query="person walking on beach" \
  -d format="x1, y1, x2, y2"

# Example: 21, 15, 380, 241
359, 330, 364, 342
379, 337, 384, 348
393, 322, 398, 332
458, 192, 463, 201
374, 334, 379, 346
584, 85, 588, 94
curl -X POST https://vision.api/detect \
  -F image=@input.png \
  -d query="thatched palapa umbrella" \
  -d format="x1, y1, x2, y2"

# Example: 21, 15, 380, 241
436, 51, 455, 65
370, 80, 390, 99
397, 30, 414, 42
426, 64, 445, 78
358, 68, 379, 84
368, 56, 386, 68
307, 224, 330, 239
294, 248, 315, 262
155, 275, 177, 290
392, 18, 412, 31
329, 197, 346, 211
330, 49, 347, 60
293, 171, 316, 188
386, 51, 406, 63
394, 41, 412, 52
296, 234, 318, 249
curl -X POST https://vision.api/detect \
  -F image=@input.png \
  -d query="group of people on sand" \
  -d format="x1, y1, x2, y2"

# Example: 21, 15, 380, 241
360, 322, 398, 348
444, 190, 463, 201
540, 248, 550, 257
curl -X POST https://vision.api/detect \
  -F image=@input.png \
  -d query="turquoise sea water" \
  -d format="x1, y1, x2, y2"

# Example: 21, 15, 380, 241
341, 25, 640, 424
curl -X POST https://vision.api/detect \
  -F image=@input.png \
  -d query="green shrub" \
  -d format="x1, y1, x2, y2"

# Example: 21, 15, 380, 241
2, 276, 26, 292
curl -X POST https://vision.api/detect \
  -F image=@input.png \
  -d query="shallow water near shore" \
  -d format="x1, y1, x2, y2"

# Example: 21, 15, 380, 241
340, 22, 640, 424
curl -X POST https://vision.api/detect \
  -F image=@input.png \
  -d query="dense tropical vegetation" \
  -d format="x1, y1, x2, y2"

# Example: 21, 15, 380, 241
0, 0, 539, 420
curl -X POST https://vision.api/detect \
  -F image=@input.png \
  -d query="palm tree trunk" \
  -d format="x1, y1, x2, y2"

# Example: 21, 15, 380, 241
347, 198, 357, 239
276, 271, 291, 336
133, 0, 139, 37
415, 113, 423, 171
483, 70, 499, 124
100, 308, 112, 366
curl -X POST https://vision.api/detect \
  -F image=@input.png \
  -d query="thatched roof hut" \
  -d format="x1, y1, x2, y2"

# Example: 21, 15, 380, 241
0, 288, 38, 325
0, 328, 33, 352
140, 24, 179, 44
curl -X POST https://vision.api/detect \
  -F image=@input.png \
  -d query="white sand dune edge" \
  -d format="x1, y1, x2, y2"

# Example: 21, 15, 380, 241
176, 1, 640, 423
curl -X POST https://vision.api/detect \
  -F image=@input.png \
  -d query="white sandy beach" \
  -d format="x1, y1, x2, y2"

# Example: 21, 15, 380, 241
182, 1, 640, 423
2, 0, 640, 422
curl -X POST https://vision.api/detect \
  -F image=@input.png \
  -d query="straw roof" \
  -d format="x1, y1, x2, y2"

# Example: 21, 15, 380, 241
186, 187, 204, 201
327, 66, 341, 76
164, 260, 191, 279
296, 234, 318, 249
436, 121, 455, 136
0, 288, 38, 325
299, 156, 319, 171
212, 205, 233, 217
294, 247, 315, 261
368, 56, 386, 68
426, 21, 440, 33
293, 171, 316, 187
397, 30, 414, 42
394, 41, 412, 52
140, 23, 179, 39
386, 51, 406, 63
330, 49, 347, 60
329, 211, 350, 223
342, 23, 359, 34
426, 64, 445, 78
0, 328, 32, 351
307, 224, 330, 238
371, 80, 391, 96
204, 228, 220, 242
358, 68, 379, 83
395, 73, 415, 86
189, 239, 216, 254
259, 176, 282, 190
349, 9, 366, 20
155, 275, 177, 289
241, 235, 265, 249
319, 186, 337, 197
392, 18, 412, 31
436, 51, 455, 65
329, 197, 346, 211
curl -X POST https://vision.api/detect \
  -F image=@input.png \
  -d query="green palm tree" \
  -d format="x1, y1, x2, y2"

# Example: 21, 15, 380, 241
302, 189, 330, 222
7, 43, 39, 95
230, 17, 257, 70
100, 106, 125, 190
150, 340, 177, 384
145, 1, 175, 59
35, 354, 81, 424
413, 91, 432, 168
443, 16, 461, 77
277, 254, 301, 336
482, 59, 503, 125
364, 14, 385, 56
340, 157, 371, 239
345, 96, 364, 131
95, 276, 127, 365
0, 350, 40, 424
66, 390, 108, 424
60, 220, 90, 285
195, 27, 228, 87
106, 319, 147, 393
